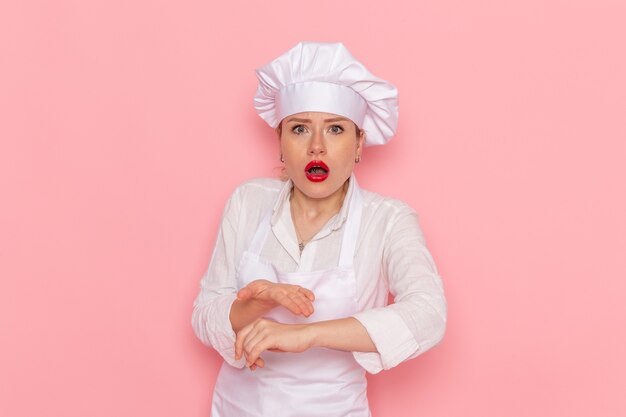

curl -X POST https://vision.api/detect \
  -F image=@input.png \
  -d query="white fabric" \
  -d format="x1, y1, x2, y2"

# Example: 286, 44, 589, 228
277, 81, 368, 127
192, 175, 447, 375
211, 183, 369, 417
254, 41, 399, 146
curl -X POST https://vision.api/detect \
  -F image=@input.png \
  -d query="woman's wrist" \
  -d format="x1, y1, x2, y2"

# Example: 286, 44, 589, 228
303, 322, 322, 349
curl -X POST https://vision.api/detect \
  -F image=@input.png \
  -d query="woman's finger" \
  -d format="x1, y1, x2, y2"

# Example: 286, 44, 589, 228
291, 286, 315, 314
249, 356, 265, 371
273, 292, 303, 315
295, 286, 315, 302
246, 335, 275, 368
236, 286, 252, 301
243, 330, 267, 366
235, 320, 257, 360
287, 292, 313, 317
294, 289, 315, 315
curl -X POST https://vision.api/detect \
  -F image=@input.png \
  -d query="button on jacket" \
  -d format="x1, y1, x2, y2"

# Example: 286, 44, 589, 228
192, 175, 447, 374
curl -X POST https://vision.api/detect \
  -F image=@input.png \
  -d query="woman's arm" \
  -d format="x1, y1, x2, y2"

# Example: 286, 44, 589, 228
350, 204, 447, 373
229, 279, 316, 333
235, 317, 376, 370
191, 205, 242, 366
192, 185, 317, 366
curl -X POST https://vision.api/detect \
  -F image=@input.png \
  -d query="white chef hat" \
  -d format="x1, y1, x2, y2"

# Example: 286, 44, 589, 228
254, 41, 399, 146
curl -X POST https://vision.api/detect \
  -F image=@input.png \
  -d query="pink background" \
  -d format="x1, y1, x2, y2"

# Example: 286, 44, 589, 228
1, 1, 625, 416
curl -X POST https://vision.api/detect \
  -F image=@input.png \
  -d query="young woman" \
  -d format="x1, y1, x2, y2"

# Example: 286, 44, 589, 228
192, 41, 447, 417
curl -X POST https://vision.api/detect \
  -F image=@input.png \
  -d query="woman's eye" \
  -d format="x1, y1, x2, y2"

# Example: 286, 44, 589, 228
329, 125, 344, 134
292, 125, 307, 134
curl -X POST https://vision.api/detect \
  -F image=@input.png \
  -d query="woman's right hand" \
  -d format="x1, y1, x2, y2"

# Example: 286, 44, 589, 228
236, 279, 315, 317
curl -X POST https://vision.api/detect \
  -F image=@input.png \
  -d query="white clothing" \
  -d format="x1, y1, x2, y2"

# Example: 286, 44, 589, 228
212, 181, 369, 416
192, 175, 446, 374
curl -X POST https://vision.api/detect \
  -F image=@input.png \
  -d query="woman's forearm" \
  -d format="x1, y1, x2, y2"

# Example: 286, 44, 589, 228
236, 316, 377, 369
229, 298, 272, 333
307, 317, 377, 353
230, 279, 317, 333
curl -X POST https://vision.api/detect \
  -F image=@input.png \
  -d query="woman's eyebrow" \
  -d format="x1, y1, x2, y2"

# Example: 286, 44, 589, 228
285, 117, 312, 123
324, 117, 350, 123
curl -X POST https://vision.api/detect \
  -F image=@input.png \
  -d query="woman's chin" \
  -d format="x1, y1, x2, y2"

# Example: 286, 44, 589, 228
291, 177, 348, 201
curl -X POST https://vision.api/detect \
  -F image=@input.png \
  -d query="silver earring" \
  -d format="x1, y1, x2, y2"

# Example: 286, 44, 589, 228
355, 155, 361, 163
280, 154, 284, 163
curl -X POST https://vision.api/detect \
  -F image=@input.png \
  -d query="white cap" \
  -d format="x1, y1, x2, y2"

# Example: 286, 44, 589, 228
254, 41, 399, 146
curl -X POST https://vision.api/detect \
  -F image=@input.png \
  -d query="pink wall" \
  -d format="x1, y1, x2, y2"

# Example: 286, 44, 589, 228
1, 1, 625, 416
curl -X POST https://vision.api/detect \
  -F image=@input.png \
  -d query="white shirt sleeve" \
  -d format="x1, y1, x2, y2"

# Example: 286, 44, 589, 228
191, 191, 246, 369
351, 205, 447, 374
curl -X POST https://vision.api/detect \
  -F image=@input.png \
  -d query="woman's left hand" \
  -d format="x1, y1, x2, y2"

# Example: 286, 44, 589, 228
235, 318, 313, 370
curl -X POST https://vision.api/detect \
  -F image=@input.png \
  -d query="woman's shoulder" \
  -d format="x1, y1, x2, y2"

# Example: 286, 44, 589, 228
360, 187, 417, 218
359, 187, 426, 244
234, 177, 285, 194
229, 177, 285, 207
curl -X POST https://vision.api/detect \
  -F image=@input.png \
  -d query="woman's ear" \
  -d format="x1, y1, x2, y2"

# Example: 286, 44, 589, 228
357, 129, 365, 152
355, 128, 365, 163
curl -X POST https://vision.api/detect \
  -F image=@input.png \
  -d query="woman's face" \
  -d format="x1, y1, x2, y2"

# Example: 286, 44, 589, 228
280, 112, 364, 201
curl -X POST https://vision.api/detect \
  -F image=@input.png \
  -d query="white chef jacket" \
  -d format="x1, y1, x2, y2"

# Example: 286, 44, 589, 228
192, 175, 446, 374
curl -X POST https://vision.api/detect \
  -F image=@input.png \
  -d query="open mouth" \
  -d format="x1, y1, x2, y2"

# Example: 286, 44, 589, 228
304, 160, 329, 182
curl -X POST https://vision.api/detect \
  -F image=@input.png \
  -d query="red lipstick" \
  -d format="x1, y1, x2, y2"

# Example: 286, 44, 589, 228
304, 160, 329, 182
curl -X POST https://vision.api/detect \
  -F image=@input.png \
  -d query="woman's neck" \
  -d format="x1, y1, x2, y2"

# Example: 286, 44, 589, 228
290, 179, 349, 220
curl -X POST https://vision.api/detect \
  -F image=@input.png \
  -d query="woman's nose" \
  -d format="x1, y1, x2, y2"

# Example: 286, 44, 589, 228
308, 130, 326, 155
